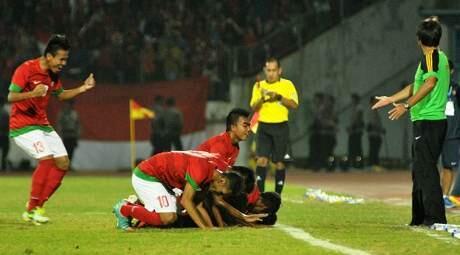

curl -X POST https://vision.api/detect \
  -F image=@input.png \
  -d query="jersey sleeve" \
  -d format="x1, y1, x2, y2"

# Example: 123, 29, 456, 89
185, 160, 209, 191
250, 82, 263, 108
420, 50, 439, 81
286, 80, 299, 104
9, 64, 28, 92
52, 80, 64, 96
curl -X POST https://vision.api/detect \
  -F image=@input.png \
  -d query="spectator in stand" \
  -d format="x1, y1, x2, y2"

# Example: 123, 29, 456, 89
347, 93, 364, 170
56, 100, 80, 166
0, 97, 9, 171
163, 97, 184, 151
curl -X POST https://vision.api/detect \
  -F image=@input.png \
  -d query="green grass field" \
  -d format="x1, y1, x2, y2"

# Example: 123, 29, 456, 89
1, 175, 460, 255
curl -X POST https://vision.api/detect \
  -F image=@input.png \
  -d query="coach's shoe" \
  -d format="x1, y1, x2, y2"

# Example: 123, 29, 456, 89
444, 196, 455, 209
112, 200, 133, 231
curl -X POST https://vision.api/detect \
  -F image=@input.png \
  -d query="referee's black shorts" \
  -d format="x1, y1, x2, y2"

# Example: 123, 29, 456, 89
256, 121, 291, 163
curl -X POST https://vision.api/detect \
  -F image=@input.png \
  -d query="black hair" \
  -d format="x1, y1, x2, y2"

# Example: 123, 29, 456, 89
222, 171, 244, 196
44, 34, 70, 57
416, 16, 442, 47
226, 108, 250, 131
266, 57, 281, 68
449, 60, 454, 71
166, 97, 176, 106
259, 213, 277, 225
231, 166, 255, 194
260, 192, 281, 214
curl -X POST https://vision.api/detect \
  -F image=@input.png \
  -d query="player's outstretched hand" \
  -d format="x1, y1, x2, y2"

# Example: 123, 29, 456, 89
243, 213, 268, 223
33, 84, 48, 97
80, 73, 96, 93
371, 96, 393, 110
388, 103, 407, 120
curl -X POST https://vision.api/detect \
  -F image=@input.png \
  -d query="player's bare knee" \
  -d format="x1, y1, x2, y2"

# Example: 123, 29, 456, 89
55, 157, 70, 170
159, 213, 177, 225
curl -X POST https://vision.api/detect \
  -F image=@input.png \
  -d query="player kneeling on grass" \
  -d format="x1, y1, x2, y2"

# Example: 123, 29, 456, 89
113, 151, 245, 230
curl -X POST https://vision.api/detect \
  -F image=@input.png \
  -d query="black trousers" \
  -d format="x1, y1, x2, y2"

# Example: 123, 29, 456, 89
170, 134, 183, 150
308, 132, 321, 169
63, 137, 78, 162
348, 133, 363, 168
410, 120, 447, 226
151, 135, 171, 155
368, 136, 382, 166
0, 136, 9, 170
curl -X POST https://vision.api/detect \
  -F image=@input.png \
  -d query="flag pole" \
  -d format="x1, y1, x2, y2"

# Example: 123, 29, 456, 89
129, 99, 136, 169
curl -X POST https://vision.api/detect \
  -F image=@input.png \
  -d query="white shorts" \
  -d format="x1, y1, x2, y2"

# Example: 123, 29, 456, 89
131, 174, 177, 213
13, 130, 68, 159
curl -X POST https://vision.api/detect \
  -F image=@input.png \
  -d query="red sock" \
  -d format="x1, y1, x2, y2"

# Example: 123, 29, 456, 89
28, 159, 53, 211
38, 165, 67, 206
121, 204, 164, 226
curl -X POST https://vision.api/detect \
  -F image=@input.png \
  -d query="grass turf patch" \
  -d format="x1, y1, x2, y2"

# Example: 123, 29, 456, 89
0, 176, 459, 254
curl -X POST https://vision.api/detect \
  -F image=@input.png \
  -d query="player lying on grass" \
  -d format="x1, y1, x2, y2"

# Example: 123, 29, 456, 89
113, 151, 265, 230
131, 166, 280, 228
210, 166, 281, 227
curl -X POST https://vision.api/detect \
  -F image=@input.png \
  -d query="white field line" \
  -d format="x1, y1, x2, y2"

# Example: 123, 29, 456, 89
276, 224, 371, 255
284, 198, 305, 204
410, 227, 459, 245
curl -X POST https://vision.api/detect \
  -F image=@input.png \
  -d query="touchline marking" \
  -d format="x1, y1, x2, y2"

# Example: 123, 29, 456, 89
410, 227, 458, 245
276, 224, 371, 255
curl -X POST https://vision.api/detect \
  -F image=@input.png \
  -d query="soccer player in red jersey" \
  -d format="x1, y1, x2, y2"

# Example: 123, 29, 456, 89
7, 34, 95, 224
196, 108, 250, 166
112, 151, 244, 230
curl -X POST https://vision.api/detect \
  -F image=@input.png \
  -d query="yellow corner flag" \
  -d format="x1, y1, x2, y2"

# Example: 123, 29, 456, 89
129, 99, 154, 169
130, 99, 155, 120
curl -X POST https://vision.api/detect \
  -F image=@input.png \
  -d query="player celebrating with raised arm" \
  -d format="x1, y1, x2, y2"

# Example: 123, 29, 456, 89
372, 16, 449, 226
112, 151, 244, 230
7, 34, 96, 224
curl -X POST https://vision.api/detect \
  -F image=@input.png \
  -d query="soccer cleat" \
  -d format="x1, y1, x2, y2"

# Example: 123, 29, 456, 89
22, 211, 33, 222
449, 196, 460, 207
444, 196, 455, 209
112, 200, 133, 231
32, 207, 50, 223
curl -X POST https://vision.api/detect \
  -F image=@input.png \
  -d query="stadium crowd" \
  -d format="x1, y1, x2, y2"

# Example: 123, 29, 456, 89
0, 0, 309, 91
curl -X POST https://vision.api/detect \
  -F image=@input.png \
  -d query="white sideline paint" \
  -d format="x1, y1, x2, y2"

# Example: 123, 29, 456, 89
276, 224, 371, 255
410, 227, 459, 245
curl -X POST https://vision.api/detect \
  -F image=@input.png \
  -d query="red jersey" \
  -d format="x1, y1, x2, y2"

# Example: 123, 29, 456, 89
138, 151, 230, 191
9, 58, 63, 130
247, 185, 261, 206
196, 132, 239, 166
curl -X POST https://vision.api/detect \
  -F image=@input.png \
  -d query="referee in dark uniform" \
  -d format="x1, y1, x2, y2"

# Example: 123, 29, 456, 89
250, 57, 299, 194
